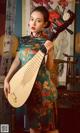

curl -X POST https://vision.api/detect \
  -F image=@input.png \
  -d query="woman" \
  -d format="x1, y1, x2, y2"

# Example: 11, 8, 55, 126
4, 6, 58, 133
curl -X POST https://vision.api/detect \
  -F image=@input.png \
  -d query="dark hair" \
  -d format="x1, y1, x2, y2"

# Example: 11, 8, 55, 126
31, 6, 50, 28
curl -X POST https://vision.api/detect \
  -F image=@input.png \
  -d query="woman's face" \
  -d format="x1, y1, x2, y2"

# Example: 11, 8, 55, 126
29, 11, 47, 34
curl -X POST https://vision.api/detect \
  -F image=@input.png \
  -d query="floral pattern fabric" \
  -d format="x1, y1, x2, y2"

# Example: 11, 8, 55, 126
17, 36, 58, 130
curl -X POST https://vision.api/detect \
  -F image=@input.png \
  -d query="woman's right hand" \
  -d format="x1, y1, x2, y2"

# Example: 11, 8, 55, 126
4, 79, 10, 98
44, 40, 53, 53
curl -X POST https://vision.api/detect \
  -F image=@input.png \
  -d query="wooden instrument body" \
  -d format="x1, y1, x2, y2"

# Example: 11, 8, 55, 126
8, 50, 44, 108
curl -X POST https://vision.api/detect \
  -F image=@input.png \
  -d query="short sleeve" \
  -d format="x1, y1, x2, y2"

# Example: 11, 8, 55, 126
16, 36, 22, 52
16, 35, 31, 51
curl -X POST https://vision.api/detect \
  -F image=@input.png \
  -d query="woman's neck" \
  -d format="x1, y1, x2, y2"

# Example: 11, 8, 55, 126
31, 31, 43, 38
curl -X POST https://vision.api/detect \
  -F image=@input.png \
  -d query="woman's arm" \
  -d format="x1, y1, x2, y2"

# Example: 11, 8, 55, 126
45, 41, 58, 87
46, 48, 54, 71
5, 53, 21, 82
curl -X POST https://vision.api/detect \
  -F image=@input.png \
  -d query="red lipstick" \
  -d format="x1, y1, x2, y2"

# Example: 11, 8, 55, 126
31, 27, 35, 30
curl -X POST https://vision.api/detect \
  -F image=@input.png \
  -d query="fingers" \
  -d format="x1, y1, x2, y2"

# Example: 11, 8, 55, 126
4, 88, 8, 98
4, 84, 10, 99
44, 40, 53, 52
4, 88, 9, 98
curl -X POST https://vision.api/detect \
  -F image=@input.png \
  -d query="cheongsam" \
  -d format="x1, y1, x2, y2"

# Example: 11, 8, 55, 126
17, 36, 58, 131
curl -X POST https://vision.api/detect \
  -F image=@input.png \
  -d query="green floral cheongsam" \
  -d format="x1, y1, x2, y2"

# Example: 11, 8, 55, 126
17, 36, 58, 131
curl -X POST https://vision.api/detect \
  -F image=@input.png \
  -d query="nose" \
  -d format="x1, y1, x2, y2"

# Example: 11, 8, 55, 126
33, 20, 36, 26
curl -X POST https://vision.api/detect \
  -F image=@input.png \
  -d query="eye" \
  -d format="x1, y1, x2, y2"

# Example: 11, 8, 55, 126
30, 17, 34, 21
36, 19, 42, 23
37, 20, 41, 23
